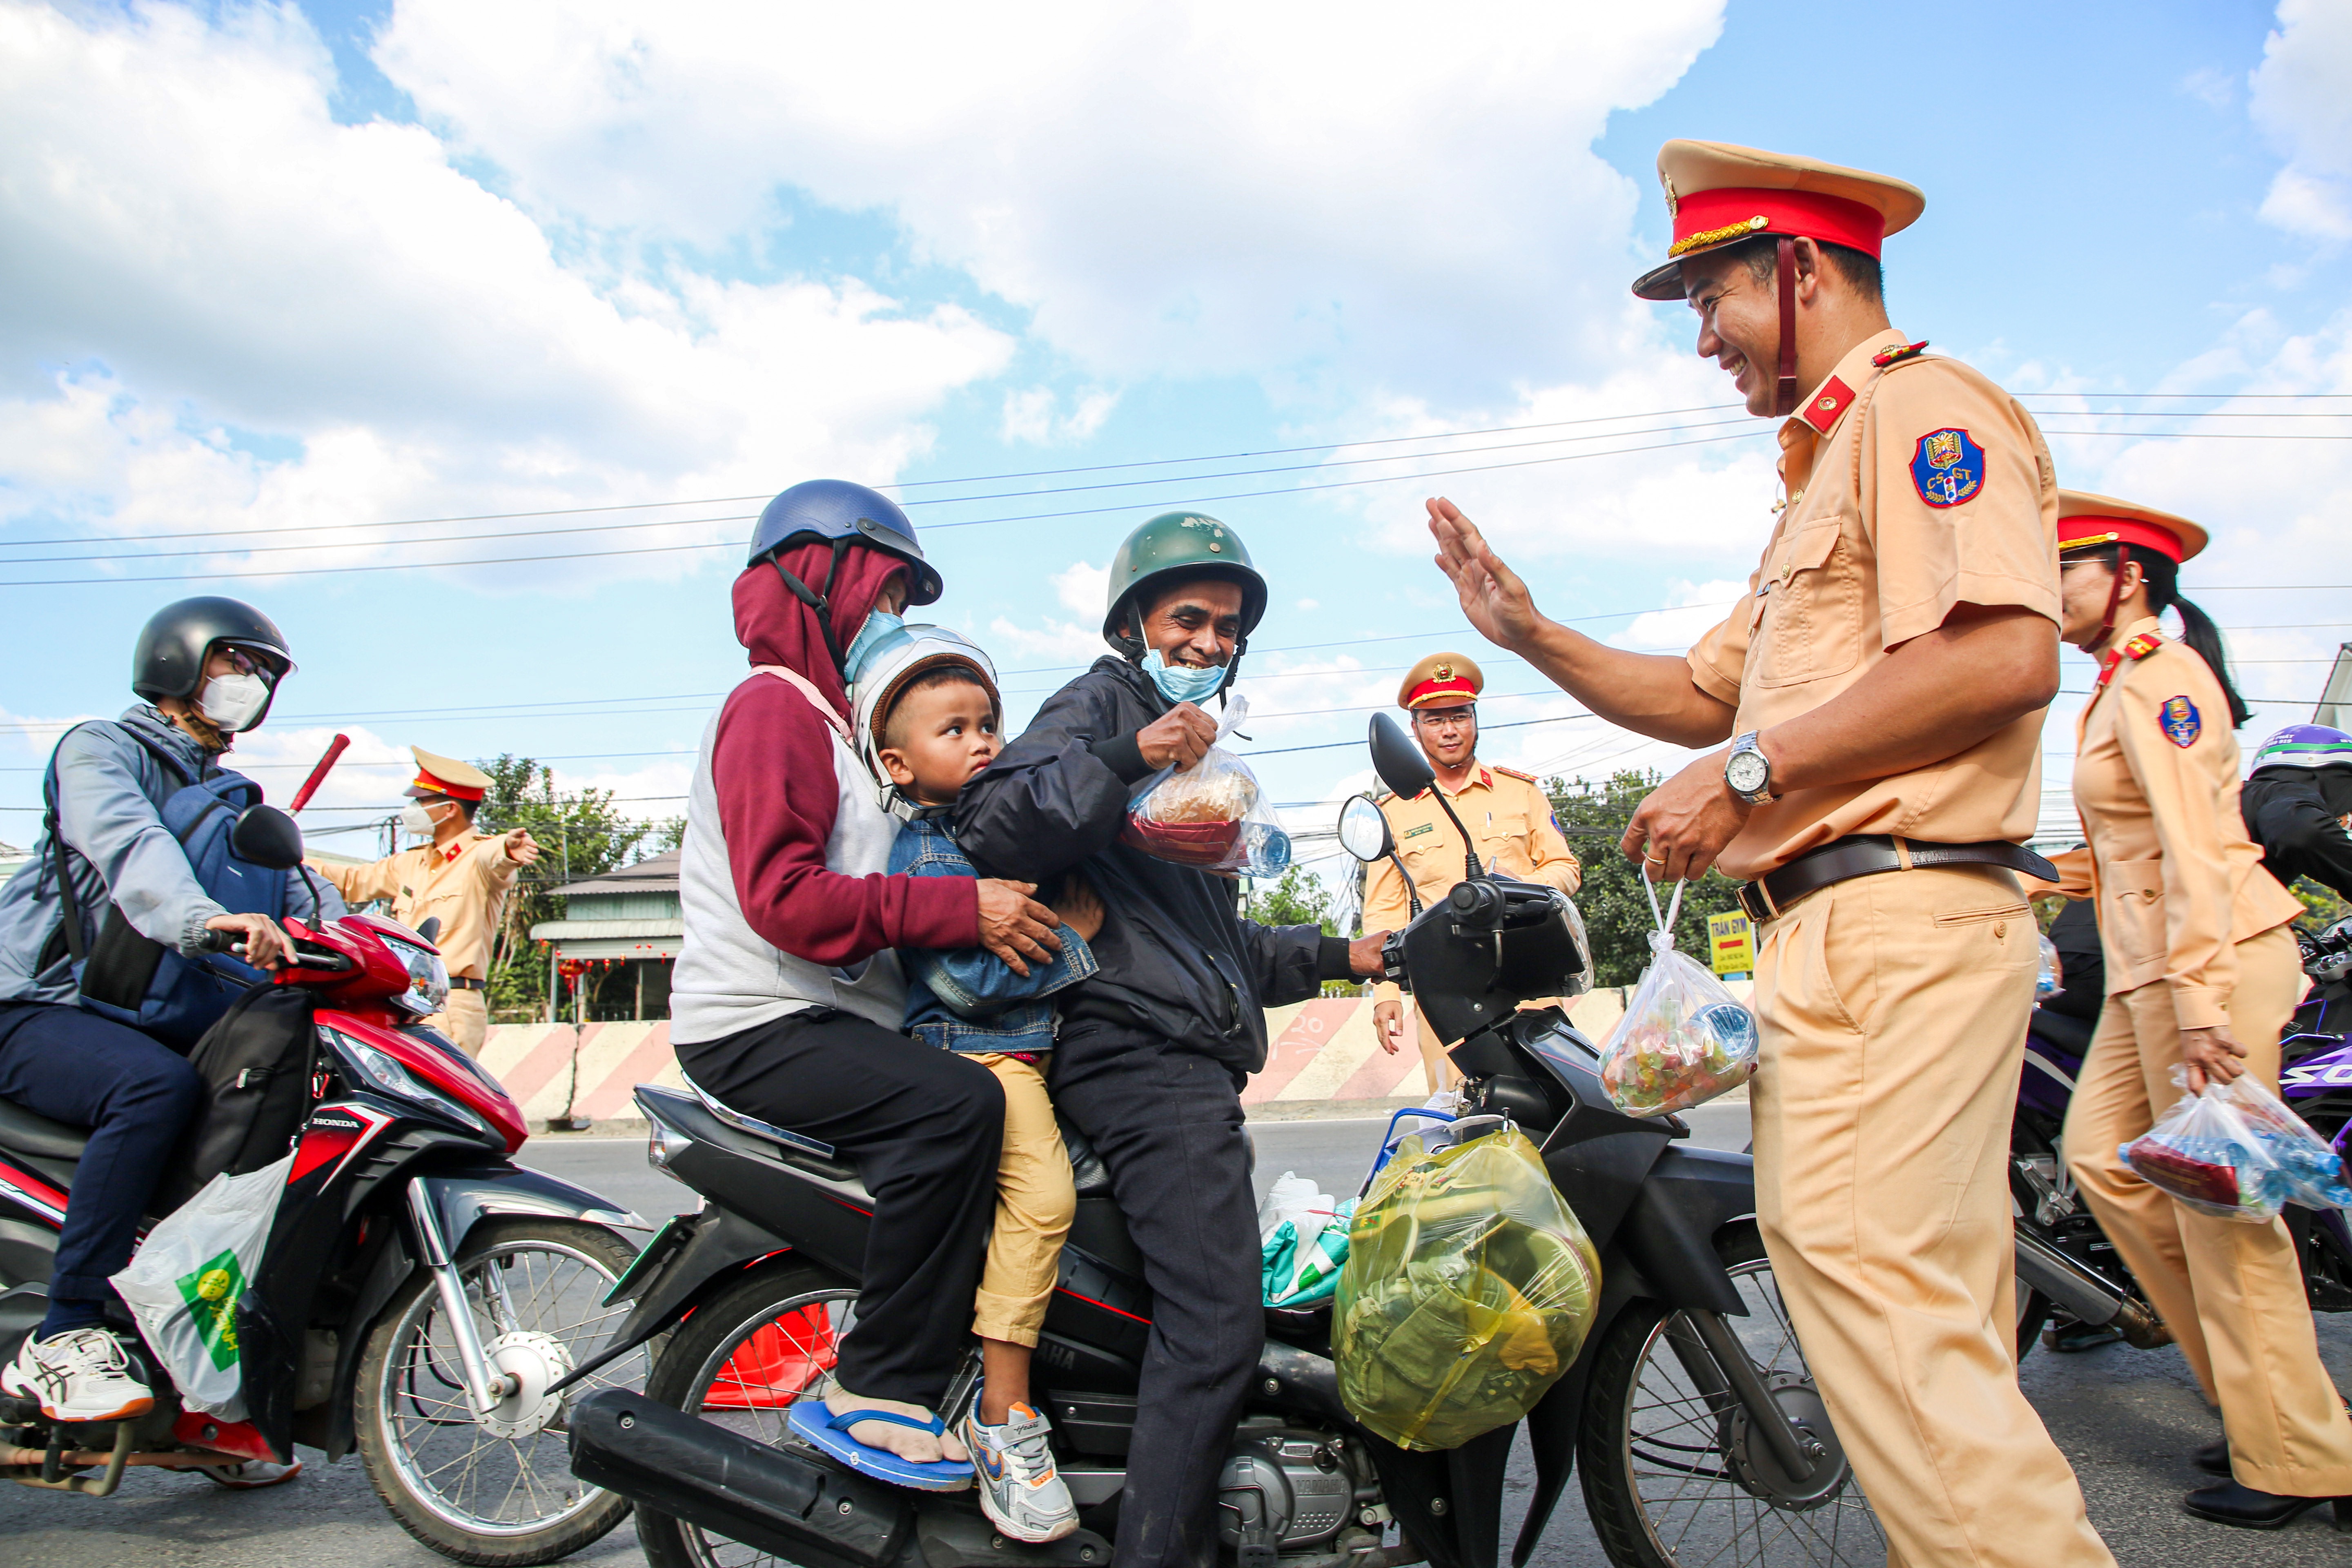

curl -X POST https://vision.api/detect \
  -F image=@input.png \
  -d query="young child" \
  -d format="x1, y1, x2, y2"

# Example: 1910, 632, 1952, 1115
853, 626, 1099, 1544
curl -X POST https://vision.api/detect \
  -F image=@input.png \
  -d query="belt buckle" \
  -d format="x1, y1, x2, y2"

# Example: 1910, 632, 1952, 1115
1737, 880, 1777, 924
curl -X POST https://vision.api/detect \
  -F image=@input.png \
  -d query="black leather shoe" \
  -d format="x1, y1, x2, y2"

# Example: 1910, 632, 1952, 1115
2191, 1437, 2229, 1477
2181, 1479, 2352, 1531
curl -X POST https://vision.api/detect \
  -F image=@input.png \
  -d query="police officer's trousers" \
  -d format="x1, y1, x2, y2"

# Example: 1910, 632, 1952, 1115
1750, 865, 2114, 1568
2066, 922, 2352, 1497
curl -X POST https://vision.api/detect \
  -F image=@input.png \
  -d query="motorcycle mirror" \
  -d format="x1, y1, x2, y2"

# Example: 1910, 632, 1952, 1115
416, 916, 442, 944
1368, 713, 1436, 801
1335, 794, 1394, 863
231, 804, 305, 871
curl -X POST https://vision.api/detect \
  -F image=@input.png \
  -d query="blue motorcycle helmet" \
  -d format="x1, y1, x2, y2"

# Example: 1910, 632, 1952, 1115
746, 479, 943, 676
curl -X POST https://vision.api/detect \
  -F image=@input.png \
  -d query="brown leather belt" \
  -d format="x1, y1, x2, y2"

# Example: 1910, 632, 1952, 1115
448, 975, 486, 991
1737, 835, 2058, 924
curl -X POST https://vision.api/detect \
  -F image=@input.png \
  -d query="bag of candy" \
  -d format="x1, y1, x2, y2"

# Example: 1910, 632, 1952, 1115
2121, 1071, 2288, 1222
1120, 695, 1292, 876
2212, 1073, 2352, 1211
1597, 875, 1759, 1117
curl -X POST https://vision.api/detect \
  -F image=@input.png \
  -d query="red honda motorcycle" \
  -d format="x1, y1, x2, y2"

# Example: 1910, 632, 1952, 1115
0, 805, 650, 1566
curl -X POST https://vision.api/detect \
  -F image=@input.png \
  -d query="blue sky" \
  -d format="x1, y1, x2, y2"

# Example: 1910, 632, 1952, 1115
2, 0, 2346, 866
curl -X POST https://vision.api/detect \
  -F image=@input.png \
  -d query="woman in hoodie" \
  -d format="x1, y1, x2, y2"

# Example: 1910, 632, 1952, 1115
668, 480, 1065, 1491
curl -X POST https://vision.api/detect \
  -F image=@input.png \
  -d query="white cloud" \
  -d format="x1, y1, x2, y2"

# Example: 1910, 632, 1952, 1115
0, 1, 1011, 583
1051, 559, 1110, 619
1001, 387, 1120, 447
2251, 0, 2352, 243
1613, 580, 1749, 650
372, 0, 1725, 400
1295, 598, 1319, 611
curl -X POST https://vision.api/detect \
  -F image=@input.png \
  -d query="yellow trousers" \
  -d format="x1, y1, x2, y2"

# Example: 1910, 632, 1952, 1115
1410, 1007, 1459, 1095
1752, 865, 2112, 1568
2064, 922, 2352, 1496
969, 1054, 1076, 1348
425, 987, 488, 1059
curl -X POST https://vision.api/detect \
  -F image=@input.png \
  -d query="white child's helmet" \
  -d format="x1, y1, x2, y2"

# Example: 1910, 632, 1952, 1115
847, 624, 1002, 805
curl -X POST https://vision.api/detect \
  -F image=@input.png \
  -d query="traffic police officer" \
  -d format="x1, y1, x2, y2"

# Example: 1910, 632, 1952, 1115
309, 748, 539, 1056
1428, 140, 2114, 1566
2052, 491, 2352, 1528
1361, 652, 1581, 1090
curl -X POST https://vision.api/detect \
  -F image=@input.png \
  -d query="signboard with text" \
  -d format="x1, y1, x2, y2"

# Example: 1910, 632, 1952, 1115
1708, 910, 1755, 978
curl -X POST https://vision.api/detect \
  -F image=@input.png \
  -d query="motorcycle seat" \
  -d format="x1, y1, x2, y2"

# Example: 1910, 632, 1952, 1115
0, 1096, 87, 1167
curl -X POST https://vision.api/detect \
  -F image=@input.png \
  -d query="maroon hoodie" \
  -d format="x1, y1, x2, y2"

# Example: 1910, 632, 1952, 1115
710, 546, 976, 963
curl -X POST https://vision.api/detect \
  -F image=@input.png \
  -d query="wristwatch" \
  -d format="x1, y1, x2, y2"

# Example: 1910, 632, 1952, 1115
1724, 731, 1774, 805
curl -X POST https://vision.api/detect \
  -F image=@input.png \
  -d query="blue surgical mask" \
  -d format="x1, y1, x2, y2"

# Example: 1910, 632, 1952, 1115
842, 611, 905, 684
1146, 647, 1228, 704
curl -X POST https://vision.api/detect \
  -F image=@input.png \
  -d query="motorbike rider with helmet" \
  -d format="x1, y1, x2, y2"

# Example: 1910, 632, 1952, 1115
0, 597, 342, 1477
953, 511, 1390, 1568
668, 480, 1066, 1489
2240, 724, 2352, 902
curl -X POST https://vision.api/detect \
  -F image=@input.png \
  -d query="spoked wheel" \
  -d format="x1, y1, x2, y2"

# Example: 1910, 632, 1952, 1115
1578, 1221, 1886, 1567
355, 1217, 648, 1566
637, 1263, 858, 1568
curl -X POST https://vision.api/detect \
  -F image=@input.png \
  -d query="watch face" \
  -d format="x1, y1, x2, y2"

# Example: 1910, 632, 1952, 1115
1726, 748, 1770, 796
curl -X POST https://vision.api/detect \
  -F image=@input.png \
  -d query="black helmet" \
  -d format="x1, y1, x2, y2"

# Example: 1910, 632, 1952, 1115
132, 597, 295, 727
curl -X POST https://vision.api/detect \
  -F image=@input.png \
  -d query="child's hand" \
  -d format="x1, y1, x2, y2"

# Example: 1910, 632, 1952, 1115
1052, 874, 1107, 942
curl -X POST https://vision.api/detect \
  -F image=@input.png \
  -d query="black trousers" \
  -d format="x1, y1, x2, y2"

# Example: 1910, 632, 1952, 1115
1051, 1027, 1262, 1568
676, 1006, 1004, 1407
0, 1001, 202, 1323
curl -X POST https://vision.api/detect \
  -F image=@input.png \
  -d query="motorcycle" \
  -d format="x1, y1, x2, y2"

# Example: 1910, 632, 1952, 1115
2006, 910, 2352, 1350
564, 713, 1890, 1568
0, 803, 651, 1566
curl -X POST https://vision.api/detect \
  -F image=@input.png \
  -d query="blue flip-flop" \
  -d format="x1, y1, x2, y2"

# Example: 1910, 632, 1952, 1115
787, 1399, 975, 1492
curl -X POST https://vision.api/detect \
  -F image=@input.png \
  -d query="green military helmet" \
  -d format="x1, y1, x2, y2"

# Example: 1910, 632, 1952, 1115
1100, 511, 1270, 648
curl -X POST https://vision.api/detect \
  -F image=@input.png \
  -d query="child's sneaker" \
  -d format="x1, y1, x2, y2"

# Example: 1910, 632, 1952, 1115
2, 1326, 154, 1422
961, 1388, 1078, 1543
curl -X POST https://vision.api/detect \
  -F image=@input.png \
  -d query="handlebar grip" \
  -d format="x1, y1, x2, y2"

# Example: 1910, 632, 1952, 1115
198, 927, 241, 955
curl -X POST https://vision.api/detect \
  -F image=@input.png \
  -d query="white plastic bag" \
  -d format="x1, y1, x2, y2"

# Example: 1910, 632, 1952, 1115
1597, 876, 1758, 1117
2225, 1075, 2352, 1211
1256, 1170, 1334, 1242
2034, 934, 2062, 997
2120, 1071, 2285, 1222
1121, 696, 1292, 876
110, 1152, 294, 1419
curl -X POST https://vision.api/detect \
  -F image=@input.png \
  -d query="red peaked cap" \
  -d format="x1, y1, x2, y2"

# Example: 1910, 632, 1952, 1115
732, 541, 909, 717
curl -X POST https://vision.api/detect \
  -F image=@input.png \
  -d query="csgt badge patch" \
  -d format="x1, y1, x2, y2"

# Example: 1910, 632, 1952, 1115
2160, 695, 2201, 748
1909, 427, 1986, 508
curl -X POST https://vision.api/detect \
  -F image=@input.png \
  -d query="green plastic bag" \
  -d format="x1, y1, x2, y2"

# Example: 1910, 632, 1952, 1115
1334, 1127, 1601, 1451
1263, 1200, 1354, 1308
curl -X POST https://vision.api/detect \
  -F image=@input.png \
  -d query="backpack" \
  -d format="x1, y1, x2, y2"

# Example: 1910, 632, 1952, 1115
148, 985, 319, 1218
40, 723, 287, 1051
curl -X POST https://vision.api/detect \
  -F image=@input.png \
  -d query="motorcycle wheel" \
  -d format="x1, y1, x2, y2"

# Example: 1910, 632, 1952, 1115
637, 1262, 858, 1568
1577, 1221, 1887, 1568
354, 1216, 648, 1566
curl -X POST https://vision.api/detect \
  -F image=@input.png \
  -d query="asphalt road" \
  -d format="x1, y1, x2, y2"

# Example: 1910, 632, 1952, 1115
8, 1115, 2348, 1566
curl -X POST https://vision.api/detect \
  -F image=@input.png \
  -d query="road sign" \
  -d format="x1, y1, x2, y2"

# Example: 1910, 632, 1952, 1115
1708, 910, 1755, 978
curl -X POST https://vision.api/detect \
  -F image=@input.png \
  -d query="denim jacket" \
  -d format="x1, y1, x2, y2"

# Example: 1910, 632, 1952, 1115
891, 813, 1097, 1054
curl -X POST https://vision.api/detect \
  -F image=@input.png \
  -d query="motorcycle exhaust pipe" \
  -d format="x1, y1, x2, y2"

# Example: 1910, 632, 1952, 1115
567, 1389, 909, 1568
2013, 1231, 2170, 1350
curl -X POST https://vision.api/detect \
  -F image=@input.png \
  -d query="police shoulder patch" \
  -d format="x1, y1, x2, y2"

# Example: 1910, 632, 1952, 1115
1494, 765, 1538, 783
1909, 428, 1986, 508
2160, 695, 2201, 748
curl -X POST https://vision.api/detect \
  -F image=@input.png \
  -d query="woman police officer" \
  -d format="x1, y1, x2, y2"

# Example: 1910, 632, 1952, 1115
2054, 490, 2352, 1530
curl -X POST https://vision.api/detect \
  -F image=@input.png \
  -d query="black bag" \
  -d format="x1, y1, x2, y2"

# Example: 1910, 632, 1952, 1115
149, 985, 319, 1218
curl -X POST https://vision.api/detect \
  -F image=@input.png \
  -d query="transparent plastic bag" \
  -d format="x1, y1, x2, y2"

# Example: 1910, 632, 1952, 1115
1120, 695, 1292, 875
1334, 1126, 1601, 1451
109, 1152, 295, 1419
2121, 1070, 2288, 1222
2214, 1074, 2352, 1211
1597, 876, 1758, 1117
2035, 934, 2062, 997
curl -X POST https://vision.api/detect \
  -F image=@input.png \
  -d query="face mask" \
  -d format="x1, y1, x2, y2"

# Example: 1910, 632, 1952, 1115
842, 611, 905, 684
197, 672, 271, 733
399, 802, 443, 841
1147, 647, 1228, 705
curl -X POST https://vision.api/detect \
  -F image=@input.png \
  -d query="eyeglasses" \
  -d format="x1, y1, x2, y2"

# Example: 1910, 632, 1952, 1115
1413, 706, 1476, 729
221, 646, 283, 686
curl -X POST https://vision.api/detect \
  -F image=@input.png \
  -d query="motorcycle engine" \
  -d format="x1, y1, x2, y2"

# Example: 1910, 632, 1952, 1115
1216, 1428, 1368, 1556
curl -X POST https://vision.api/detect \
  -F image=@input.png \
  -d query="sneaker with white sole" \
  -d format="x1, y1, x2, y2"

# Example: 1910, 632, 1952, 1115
961, 1390, 1078, 1544
197, 1458, 304, 1488
1, 1327, 154, 1422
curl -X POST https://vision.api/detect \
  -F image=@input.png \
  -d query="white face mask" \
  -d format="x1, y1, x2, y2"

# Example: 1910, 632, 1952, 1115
197, 672, 271, 733
399, 802, 445, 842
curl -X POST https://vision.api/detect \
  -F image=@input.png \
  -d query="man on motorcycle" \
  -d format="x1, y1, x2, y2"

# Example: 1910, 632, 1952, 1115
0, 598, 340, 1478
2240, 724, 2352, 902
954, 511, 1390, 1568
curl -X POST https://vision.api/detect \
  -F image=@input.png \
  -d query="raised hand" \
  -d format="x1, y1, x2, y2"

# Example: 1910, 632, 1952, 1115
1427, 497, 1548, 651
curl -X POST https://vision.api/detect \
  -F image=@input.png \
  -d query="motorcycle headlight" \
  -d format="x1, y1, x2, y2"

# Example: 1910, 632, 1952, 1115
327, 1028, 485, 1133
380, 935, 450, 1018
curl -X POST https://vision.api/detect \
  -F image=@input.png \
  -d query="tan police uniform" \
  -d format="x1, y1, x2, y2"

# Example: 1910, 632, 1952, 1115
1652, 141, 2112, 1567
2055, 496, 2352, 1500
1361, 653, 1582, 1093
308, 750, 520, 1057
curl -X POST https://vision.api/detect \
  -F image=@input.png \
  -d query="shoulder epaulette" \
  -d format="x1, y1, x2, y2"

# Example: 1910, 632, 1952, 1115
2120, 632, 2165, 661
1872, 339, 1929, 369
1494, 765, 1539, 784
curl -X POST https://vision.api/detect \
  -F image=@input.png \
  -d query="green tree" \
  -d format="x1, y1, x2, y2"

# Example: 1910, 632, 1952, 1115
474, 755, 655, 1023
1244, 864, 1339, 935
1546, 768, 1744, 988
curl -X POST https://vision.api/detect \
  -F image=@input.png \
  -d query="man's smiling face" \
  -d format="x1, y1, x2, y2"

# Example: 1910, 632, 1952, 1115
1683, 247, 1780, 418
